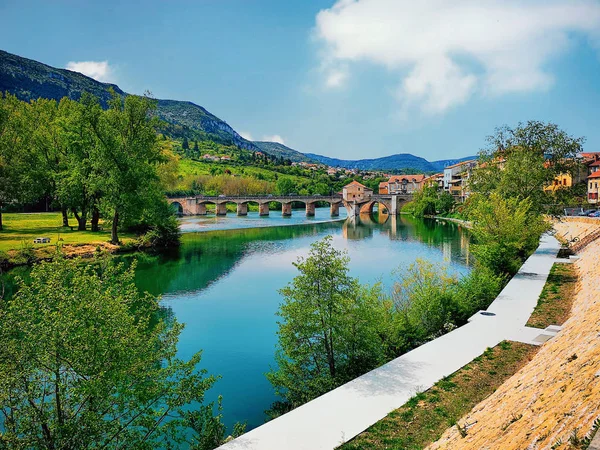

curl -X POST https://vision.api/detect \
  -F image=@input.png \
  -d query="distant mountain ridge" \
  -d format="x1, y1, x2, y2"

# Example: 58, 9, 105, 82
304, 152, 476, 173
253, 141, 313, 163
0, 49, 258, 151
1, 49, 476, 172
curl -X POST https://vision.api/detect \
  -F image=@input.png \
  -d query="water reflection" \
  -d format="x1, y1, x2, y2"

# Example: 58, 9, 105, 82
125, 213, 470, 431
0, 213, 471, 433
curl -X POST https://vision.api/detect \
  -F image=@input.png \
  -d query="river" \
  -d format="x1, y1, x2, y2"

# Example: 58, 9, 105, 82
129, 208, 472, 431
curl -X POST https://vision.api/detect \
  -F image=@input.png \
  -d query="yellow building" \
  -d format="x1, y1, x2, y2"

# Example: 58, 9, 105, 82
544, 173, 573, 192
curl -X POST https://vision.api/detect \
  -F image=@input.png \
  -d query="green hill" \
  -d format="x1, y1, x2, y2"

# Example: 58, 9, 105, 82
253, 141, 314, 163
0, 49, 257, 151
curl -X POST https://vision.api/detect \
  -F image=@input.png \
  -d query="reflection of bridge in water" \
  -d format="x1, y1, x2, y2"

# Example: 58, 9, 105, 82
167, 193, 413, 218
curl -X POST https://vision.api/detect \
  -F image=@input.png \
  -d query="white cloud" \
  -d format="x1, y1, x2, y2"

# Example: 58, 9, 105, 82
65, 60, 115, 83
315, 0, 600, 114
325, 67, 349, 88
262, 134, 286, 145
239, 131, 254, 141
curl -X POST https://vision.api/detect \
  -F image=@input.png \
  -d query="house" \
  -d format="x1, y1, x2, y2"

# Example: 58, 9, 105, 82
220, 155, 231, 161
342, 180, 373, 202
327, 168, 337, 175
588, 171, 600, 204
385, 174, 426, 194
443, 160, 477, 202
423, 173, 444, 189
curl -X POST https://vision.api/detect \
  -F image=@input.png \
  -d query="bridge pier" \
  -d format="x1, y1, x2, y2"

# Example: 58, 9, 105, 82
330, 203, 340, 217
195, 203, 207, 215
236, 203, 248, 216
282, 203, 292, 216
390, 195, 398, 215
259, 203, 270, 216
306, 202, 315, 217
216, 203, 228, 216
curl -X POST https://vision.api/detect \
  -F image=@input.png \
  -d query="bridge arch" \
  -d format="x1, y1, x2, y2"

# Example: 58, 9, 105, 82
170, 201, 184, 216
359, 200, 392, 215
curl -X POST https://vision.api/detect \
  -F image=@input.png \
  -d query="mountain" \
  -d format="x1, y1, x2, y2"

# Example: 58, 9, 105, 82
0, 49, 258, 151
304, 152, 477, 173
305, 153, 433, 172
1, 49, 476, 172
429, 156, 478, 172
253, 141, 314, 163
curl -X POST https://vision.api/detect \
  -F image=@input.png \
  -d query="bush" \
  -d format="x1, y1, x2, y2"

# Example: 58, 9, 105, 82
455, 266, 505, 322
391, 259, 460, 348
469, 193, 549, 275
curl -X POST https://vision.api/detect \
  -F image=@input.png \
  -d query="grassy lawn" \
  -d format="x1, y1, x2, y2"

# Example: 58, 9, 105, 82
339, 341, 538, 450
0, 212, 135, 252
526, 263, 577, 329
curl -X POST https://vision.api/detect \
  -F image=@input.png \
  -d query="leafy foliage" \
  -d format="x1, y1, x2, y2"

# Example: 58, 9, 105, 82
468, 193, 549, 275
471, 121, 584, 212
267, 236, 389, 411
0, 257, 232, 449
408, 186, 455, 217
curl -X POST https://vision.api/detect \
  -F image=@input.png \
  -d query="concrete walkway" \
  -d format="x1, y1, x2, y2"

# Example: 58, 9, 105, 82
220, 234, 560, 450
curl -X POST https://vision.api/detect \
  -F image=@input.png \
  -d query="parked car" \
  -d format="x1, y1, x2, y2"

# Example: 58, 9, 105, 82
589, 210, 600, 217
218, 194, 226, 198
578, 209, 596, 216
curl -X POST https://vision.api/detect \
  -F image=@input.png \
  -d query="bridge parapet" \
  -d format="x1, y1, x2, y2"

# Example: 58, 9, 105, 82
167, 193, 412, 217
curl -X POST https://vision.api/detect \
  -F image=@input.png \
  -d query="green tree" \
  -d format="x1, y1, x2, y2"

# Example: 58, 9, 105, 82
471, 121, 585, 211
0, 257, 231, 448
468, 193, 549, 275
0, 93, 40, 230
267, 236, 388, 410
435, 191, 455, 215
182, 136, 189, 151
391, 259, 459, 347
276, 177, 295, 195
87, 91, 164, 244
409, 186, 437, 217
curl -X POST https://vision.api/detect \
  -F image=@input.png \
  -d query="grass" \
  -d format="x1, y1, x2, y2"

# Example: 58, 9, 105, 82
178, 158, 310, 184
526, 263, 577, 329
0, 212, 135, 252
339, 341, 538, 450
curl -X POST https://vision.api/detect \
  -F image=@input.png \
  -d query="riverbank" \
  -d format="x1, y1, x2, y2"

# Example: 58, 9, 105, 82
219, 233, 560, 450
425, 219, 600, 449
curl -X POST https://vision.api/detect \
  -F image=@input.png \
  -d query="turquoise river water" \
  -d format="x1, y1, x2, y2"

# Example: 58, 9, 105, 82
0, 207, 472, 433
131, 208, 472, 431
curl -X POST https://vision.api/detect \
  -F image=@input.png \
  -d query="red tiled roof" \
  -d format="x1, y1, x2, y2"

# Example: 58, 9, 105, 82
388, 174, 426, 183
344, 180, 371, 189
589, 160, 600, 167
588, 171, 600, 179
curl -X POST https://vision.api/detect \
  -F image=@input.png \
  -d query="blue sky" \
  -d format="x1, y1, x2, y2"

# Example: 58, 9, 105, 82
2, 0, 600, 161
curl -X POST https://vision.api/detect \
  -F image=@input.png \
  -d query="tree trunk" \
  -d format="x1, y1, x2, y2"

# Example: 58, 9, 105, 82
72, 209, 87, 231
0, 208, 3, 231
91, 207, 100, 232
61, 207, 69, 228
110, 211, 119, 245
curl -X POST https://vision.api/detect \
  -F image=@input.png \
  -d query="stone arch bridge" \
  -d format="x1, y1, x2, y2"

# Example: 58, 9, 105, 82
167, 194, 413, 217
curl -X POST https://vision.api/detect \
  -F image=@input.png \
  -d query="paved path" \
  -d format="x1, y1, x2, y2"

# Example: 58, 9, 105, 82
220, 234, 560, 450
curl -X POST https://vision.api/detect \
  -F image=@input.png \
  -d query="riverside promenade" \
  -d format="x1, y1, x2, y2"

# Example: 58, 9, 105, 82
220, 234, 561, 450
